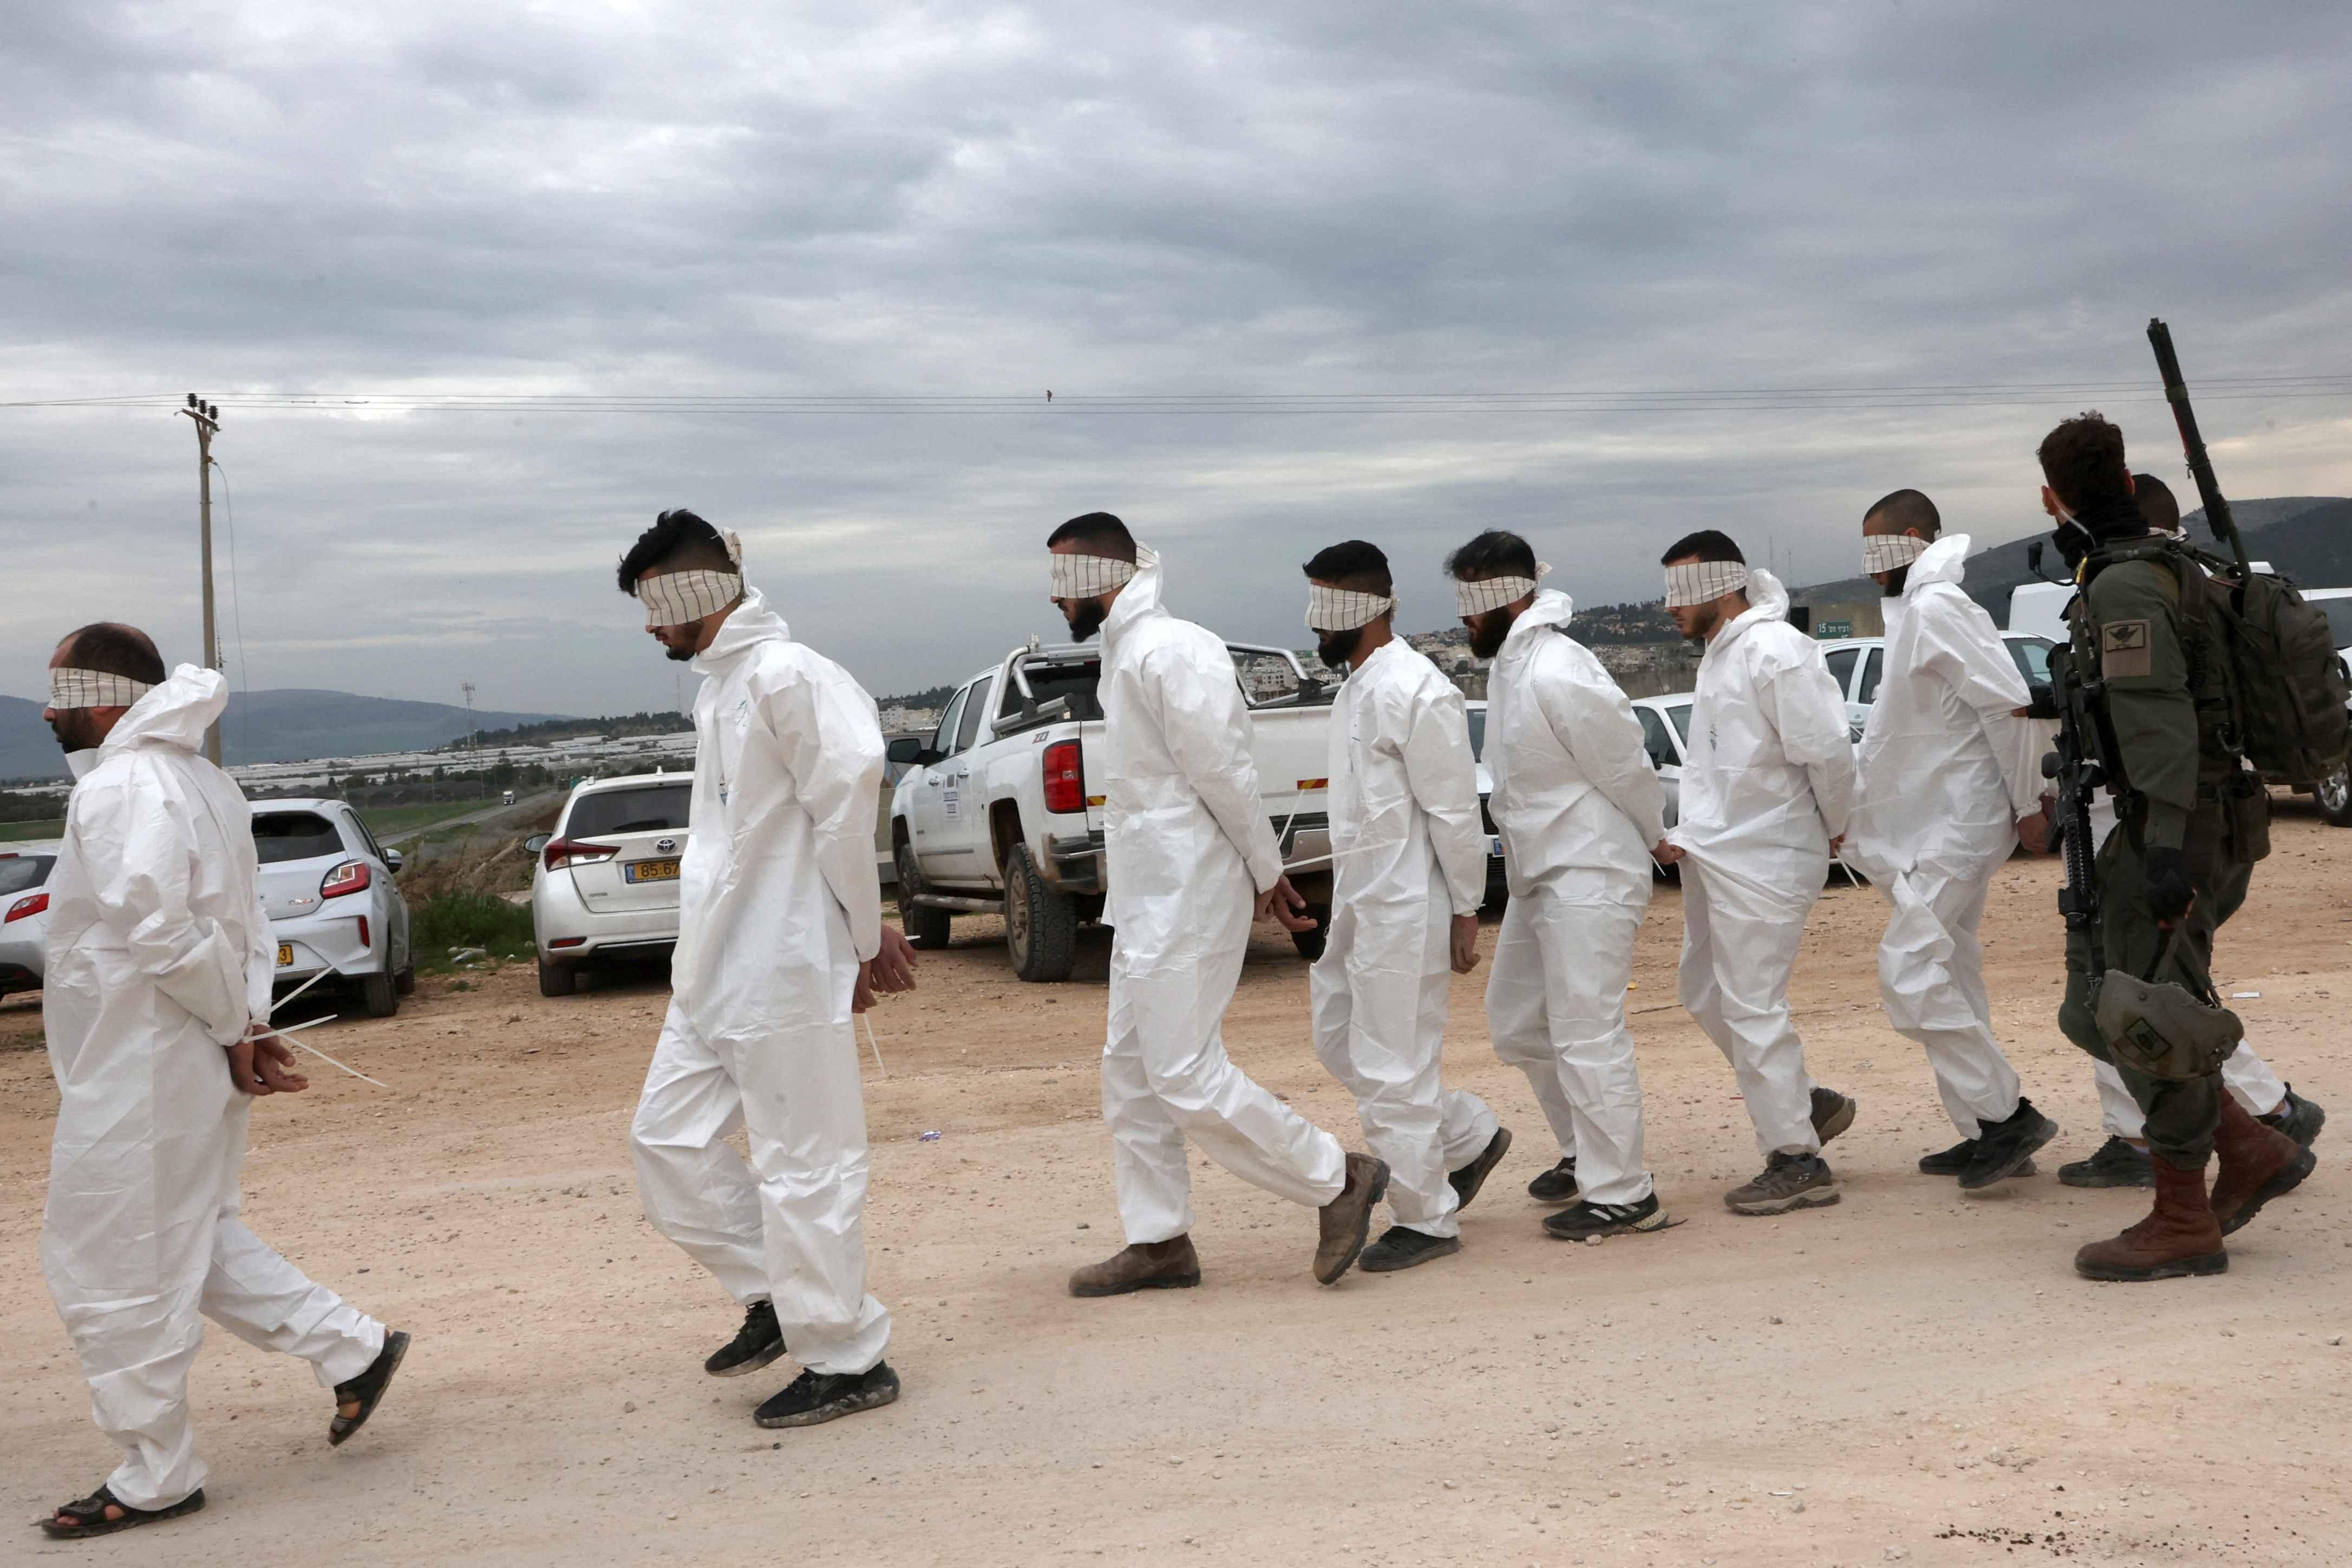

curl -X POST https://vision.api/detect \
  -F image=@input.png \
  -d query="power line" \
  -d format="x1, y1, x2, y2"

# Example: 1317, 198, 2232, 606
6, 373, 2352, 417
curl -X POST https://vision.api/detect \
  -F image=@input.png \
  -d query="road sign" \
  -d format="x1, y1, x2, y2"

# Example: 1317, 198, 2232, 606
1815, 619, 1851, 639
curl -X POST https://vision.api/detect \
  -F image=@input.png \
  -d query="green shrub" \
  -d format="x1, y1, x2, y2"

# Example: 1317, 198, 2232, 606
411, 891, 537, 970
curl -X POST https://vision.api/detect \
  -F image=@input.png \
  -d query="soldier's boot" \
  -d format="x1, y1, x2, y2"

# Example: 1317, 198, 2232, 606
2210, 1093, 2317, 1237
1068, 1236, 1202, 1297
2073, 1156, 2226, 1282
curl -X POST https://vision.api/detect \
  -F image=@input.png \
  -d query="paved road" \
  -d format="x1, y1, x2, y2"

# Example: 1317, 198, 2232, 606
379, 789, 561, 847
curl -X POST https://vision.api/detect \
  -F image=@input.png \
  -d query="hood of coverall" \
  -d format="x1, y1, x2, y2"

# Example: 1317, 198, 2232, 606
1706, 567, 1791, 657
1100, 545, 1165, 648
1496, 587, 1577, 658
690, 585, 788, 674
96, 664, 227, 761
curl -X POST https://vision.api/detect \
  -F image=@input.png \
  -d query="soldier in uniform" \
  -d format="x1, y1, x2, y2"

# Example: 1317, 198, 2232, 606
2038, 412, 2315, 1282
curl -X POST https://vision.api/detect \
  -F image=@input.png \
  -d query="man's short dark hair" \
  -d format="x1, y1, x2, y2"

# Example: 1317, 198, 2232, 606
1044, 511, 1136, 561
2132, 472, 2180, 534
1444, 530, 1538, 580
2037, 412, 2131, 509
1864, 488, 1941, 539
61, 622, 166, 685
1301, 540, 1393, 595
617, 508, 735, 596
1660, 530, 1745, 566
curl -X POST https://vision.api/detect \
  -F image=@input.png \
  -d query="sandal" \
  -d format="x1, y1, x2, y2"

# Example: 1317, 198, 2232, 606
330, 1328, 410, 1447
38, 1484, 206, 1539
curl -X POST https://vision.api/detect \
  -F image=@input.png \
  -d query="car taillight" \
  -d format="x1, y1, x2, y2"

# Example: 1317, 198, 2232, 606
1042, 740, 1086, 814
320, 860, 373, 899
4, 892, 45, 924
543, 837, 621, 872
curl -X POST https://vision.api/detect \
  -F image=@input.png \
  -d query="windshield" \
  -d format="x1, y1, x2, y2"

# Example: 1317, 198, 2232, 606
2318, 598, 2352, 650
0, 855, 54, 897
1465, 708, 1486, 761
2007, 635, 2055, 687
567, 783, 692, 838
252, 812, 344, 865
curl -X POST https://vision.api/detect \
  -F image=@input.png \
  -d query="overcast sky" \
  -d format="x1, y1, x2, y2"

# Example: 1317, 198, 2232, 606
5, 1, 2349, 716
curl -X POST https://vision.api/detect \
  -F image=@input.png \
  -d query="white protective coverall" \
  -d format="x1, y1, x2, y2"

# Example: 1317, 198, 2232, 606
1097, 547, 1348, 1243
629, 587, 891, 1376
1482, 590, 1668, 1205
42, 665, 385, 1511
2081, 792, 2286, 1135
1846, 534, 2043, 1138
1669, 569, 1858, 1157
1308, 638, 1497, 1237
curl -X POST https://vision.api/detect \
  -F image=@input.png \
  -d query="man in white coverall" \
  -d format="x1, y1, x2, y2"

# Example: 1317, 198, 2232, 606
1048, 512, 1390, 1295
1844, 489, 2062, 1190
1299, 540, 1512, 1274
618, 509, 917, 1430
1652, 532, 1861, 1216
1449, 530, 1674, 1240
37, 624, 406, 1542
2050, 475, 2323, 1187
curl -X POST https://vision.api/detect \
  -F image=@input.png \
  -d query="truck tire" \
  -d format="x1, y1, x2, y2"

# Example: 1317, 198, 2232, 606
537, 953, 579, 998
1003, 844, 1078, 982
2317, 762, 2352, 827
361, 965, 400, 1018
896, 839, 953, 949
1290, 902, 1330, 963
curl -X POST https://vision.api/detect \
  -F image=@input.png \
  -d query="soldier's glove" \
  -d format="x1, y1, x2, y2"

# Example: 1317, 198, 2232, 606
2144, 845, 2194, 924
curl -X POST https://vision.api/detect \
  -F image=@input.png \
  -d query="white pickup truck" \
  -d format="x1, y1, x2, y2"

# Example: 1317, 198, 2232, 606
886, 639, 1346, 981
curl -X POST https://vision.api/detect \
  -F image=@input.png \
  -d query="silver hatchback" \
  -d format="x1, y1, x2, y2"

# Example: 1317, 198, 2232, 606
251, 800, 414, 1017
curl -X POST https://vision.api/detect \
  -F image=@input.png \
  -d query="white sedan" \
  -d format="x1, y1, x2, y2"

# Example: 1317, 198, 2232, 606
525, 771, 692, 997
0, 840, 61, 999
252, 800, 415, 1017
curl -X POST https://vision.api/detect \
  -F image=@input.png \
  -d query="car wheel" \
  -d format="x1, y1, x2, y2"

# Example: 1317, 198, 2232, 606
537, 953, 579, 998
896, 839, 952, 949
1290, 902, 1330, 963
2317, 762, 2352, 827
395, 965, 416, 996
1003, 844, 1077, 982
360, 966, 400, 1018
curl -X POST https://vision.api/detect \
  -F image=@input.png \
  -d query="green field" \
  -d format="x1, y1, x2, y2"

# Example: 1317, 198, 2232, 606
0, 818, 64, 844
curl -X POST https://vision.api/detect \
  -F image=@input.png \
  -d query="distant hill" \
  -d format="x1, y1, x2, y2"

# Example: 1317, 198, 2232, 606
0, 688, 566, 783
1792, 496, 2351, 619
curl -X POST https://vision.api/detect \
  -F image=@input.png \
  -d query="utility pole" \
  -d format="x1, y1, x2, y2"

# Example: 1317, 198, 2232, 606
462, 681, 479, 752
178, 395, 224, 765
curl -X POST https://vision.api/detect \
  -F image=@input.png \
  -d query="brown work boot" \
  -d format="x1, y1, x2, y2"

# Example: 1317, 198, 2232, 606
2210, 1093, 2318, 1236
2073, 1156, 2227, 1282
1314, 1153, 1390, 1285
1068, 1236, 1202, 1298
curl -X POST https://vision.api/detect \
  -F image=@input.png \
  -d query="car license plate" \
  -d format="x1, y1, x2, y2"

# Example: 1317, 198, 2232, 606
625, 859, 681, 884
276, 943, 293, 968
1487, 836, 1505, 858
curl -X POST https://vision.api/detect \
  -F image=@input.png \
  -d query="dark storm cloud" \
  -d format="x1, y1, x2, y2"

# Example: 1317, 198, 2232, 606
3, 1, 2348, 717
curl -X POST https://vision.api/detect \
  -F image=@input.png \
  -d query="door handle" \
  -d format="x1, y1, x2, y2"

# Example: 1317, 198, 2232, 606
926, 772, 942, 786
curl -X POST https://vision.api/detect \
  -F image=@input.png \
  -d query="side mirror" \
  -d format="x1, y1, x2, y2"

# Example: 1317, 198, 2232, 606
522, 832, 551, 856
383, 848, 404, 874
886, 737, 936, 767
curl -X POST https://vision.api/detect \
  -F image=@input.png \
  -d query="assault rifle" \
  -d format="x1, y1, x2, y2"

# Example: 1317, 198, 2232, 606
2147, 317, 2253, 577
2042, 648, 2104, 931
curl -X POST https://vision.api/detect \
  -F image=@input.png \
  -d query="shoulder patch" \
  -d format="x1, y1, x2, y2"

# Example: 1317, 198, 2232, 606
2100, 618, 2153, 679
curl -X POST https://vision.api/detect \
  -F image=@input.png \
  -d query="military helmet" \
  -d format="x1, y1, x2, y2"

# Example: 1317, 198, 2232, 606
2096, 967, 2243, 1082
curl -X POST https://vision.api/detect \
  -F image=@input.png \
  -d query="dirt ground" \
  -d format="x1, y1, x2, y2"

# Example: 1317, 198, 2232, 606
5, 808, 2350, 1567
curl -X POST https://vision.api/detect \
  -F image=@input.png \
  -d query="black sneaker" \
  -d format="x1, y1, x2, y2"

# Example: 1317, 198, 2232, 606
2057, 1136, 2155, 1190
705, 1299, 786, 1378
754, 1362, 901, 1429
1448, 1126, 1513, 1212
1543, 1192, 1670, 1240
1725, 1151, 1840, 1216
1358, 1225, 1463, 1273
1525, 1157, 1579, 1204
1809, 1087, 1857, 1146
1917, 1139, 1977, 1176
2264, 1086, 2327, 1149
1957, 1099, 2060, 1191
